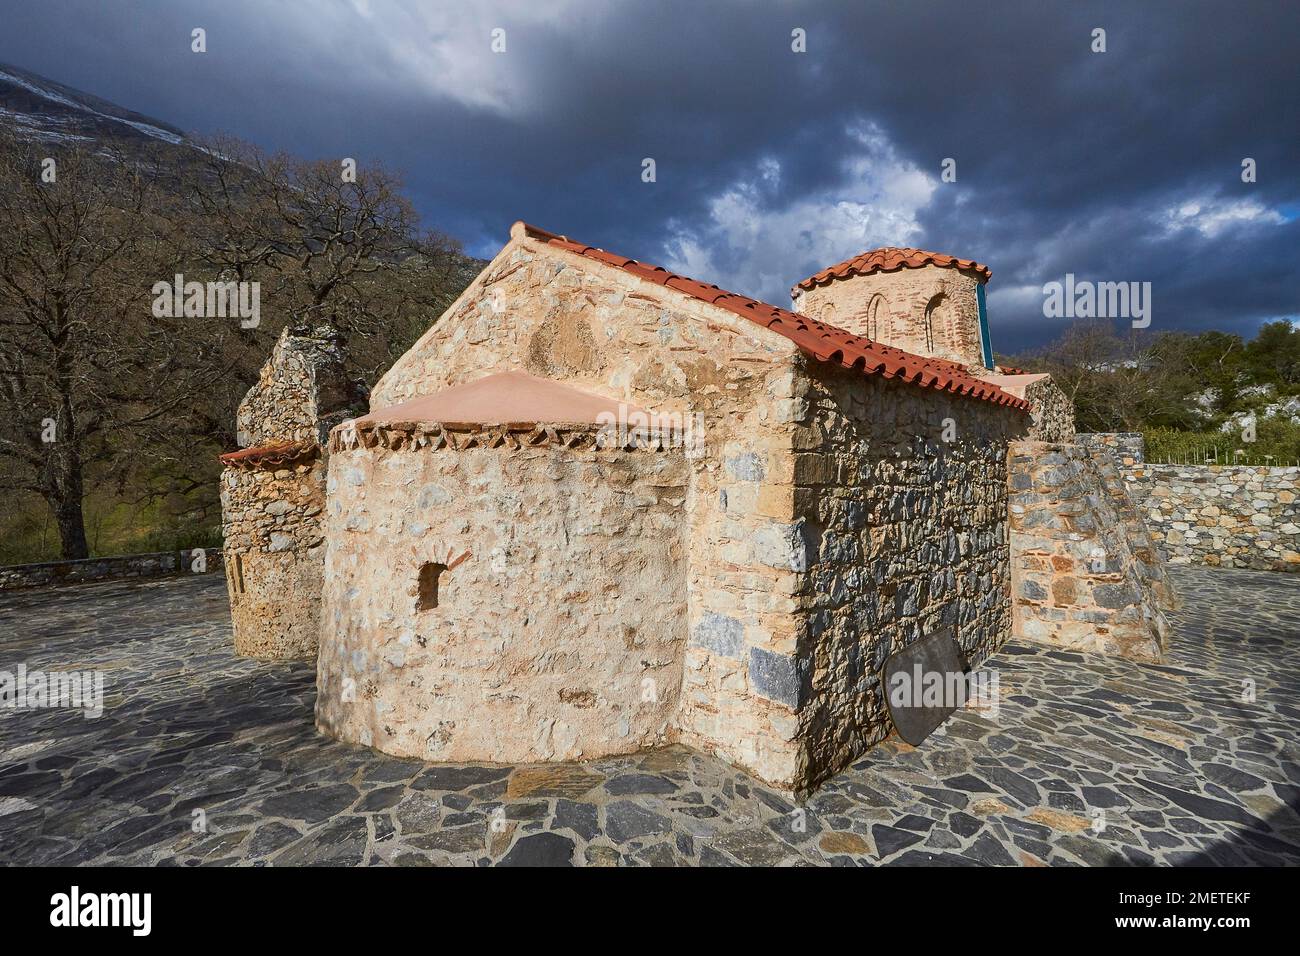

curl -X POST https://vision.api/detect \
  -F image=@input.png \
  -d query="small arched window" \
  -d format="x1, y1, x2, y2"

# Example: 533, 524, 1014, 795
924, 293, 949, 353
866, 294, 887, 341
417, 561, 447, 610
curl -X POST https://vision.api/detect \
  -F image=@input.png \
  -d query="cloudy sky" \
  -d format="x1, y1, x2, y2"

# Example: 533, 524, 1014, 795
3, 0, 1297, 352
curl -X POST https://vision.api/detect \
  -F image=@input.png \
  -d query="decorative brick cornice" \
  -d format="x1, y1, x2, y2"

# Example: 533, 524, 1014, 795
329, 420, 688, 454
220, 440, 320, 469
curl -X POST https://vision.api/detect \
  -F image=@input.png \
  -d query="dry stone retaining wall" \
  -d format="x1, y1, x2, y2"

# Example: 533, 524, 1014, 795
1077, 432, 1145, 465
1008, 441, 1168, 662
1078, 433, 1299, 572
1123, 464, 1300, 572
0, 549, 221, 590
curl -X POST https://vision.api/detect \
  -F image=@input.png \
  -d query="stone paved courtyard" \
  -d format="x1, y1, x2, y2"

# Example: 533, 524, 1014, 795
1, 566, 1298, 866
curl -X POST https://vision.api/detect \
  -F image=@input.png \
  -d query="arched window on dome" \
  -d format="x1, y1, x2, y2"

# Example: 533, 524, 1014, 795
924, 293, 950, 354
866, 294, 887, 341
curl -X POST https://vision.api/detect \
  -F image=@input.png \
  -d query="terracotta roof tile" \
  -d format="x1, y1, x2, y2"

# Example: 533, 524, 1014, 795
357, 370, 654, 426
794, 246, 992, 292
516, 224, 1026, 412
219, 440, 318, 468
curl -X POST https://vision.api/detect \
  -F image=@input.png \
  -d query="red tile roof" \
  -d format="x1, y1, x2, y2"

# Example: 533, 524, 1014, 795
794, 247, 991, 291
517, 223, 1026, 412
360, 371, 655, 426
219, 440, 319, 468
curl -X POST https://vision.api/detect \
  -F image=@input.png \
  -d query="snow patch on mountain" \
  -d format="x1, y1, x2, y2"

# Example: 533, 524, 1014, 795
0, 62, 187, 147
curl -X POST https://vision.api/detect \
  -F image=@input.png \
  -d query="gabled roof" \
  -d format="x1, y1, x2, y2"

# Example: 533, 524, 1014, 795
516, 223, 1026, 412
359, 370, 651, 426
794, 247, 991, 292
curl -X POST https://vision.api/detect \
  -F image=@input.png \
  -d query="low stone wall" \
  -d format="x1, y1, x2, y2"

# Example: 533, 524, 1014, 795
1123, 464, 1300, 572
1008, 441, 1168, 662
1076, 431, 1145, 465
0, 548, 222, 590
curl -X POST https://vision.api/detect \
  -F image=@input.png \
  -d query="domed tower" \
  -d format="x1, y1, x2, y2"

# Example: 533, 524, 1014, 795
791, 247, 994, 370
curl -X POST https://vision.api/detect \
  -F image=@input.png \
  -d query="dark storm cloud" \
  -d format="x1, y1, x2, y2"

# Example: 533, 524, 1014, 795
2, 0, 1296, 351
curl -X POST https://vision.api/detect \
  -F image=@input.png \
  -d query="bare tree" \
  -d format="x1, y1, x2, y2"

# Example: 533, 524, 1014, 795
0, 130, 468, 560
1022, 319, 1191, 432
185, 136, 464, 380
0, 132, 239, 558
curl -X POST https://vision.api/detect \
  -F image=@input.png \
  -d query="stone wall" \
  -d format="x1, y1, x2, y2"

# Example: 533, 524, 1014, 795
793, 363, 1024, 790
1023, 375, 1076, 443
317, 424, 689, 764
0, 549, 221, 590
236, 328, 367, 447
1008, 441, 1168, 662
1082, 444, 1177, 612
791, 266, 985, 368
1077, 432, 1145, 465
221, 450, 327, 659
1123, 464, 1300, 572
221, 326, 367, 660
371, 234, 811, 787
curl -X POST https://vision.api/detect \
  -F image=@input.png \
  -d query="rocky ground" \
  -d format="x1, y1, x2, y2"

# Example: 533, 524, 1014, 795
1, 566, 1297, 866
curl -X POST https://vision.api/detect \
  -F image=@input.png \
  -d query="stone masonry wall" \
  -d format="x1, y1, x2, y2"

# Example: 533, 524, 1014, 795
0, 549, 221, 590
221, 454, 327, 659
1123, 464, 1300, 572
317, 433, 688, 764
1082, 445, 1177, 612
1024, 375, 1076, 443
372, 236, 813, 788
1008, 441, 1168, 662
222, 327, 367, 660
236, 328, 367, 447
793, 364, 1024, 789
791, 267, 986, 368
1077, 432, 1145, 465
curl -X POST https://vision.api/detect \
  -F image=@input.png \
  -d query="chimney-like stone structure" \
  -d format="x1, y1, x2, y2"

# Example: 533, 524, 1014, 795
791, 247, 993, 369
219, 326, 367, 660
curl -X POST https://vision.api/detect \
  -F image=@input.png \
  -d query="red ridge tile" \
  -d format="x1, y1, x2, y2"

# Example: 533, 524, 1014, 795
793, 246, 992, 292
219, 440, 318, 468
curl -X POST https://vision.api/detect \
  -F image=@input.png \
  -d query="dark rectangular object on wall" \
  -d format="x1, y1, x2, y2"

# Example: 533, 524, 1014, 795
882, 628, 968, 746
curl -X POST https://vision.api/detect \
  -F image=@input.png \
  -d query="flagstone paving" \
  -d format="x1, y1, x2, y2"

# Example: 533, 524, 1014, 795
1, 566, 1297, 866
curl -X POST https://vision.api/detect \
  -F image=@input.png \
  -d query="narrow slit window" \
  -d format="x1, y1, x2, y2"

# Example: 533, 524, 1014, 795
417, 562, 447, 610
924, 293, 947, 353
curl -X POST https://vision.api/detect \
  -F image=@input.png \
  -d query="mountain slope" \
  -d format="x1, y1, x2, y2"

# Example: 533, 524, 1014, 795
0, 60, 188, 146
